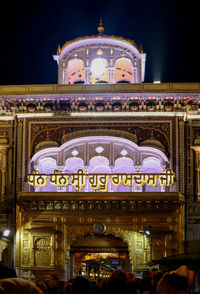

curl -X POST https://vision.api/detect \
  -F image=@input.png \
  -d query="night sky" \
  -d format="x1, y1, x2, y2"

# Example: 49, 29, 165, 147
0, 0, 199, 85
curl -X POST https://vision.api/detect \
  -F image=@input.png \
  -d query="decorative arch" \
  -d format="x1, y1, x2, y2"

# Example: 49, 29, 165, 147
90, 58, 109, 84
114, 57, 133, 83
66, 58, 85, 84
34, 237, 51, 267
32, 135, 168, 165
142, 157, 163, 192
65, 157, 84, 172
37, 157, 57, 173
142, 157, 163, 173
31, 134, 169, 192
36, 157, 57, 192
64, 225, 150, 266
88, 156, 110, 171
113, 157, 135, 192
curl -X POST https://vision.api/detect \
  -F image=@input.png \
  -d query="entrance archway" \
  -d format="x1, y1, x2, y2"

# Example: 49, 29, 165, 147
70, 234, 129, 279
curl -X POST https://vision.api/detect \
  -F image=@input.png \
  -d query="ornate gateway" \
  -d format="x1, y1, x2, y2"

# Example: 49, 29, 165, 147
1, 22, 199, 280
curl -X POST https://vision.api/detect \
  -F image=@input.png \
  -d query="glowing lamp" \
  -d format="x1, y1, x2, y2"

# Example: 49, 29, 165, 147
91, 58, 106, 78
2, 229, 10, 238
145, 230, 151, 236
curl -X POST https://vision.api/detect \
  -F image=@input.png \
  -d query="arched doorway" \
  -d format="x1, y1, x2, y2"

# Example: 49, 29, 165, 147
70, 234, 129, 279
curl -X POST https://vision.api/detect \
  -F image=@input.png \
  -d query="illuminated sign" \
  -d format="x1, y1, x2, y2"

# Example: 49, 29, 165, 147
27, 168, 175, 192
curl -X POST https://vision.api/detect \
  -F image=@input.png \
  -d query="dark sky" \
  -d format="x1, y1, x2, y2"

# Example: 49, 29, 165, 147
0, 0, 199, 85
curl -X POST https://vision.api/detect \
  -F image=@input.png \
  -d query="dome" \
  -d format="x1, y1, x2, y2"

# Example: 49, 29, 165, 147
53, 21, 146, 85
194, 136, 200, 145
35, 131, 59, 152
35, 140, 59, 153
140, 133, 165, 153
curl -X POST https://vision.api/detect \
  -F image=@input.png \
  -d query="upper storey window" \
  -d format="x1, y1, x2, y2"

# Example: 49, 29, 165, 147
114, 58, 133, 83
66, 59, 85, 84
54, 27, 146, 84
90, 58, 109, 84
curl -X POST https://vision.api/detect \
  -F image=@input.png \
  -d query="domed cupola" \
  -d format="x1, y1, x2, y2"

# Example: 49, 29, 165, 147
140, 132, 165, 153
53, 20, 146, 84
35, 131, 59, 153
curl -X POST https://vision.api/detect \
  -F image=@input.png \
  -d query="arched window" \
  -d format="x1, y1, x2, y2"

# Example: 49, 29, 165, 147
113, 157, 135, 192
141, 157, 163, 192
66, 59, 85, 84
88, 156, 111, 192
36, 157, 57, 192
114, 58, 133, 83
65, 157, 85, 191
90, 58, 109, 84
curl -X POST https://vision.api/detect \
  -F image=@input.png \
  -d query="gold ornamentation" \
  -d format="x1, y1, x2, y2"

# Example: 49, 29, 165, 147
61, 129, 138, 145
28, 169, 175, 190
22, 250, 30, 265
97, 49, 103, 55
35, 237, 51, 250
97, 19, 104, 35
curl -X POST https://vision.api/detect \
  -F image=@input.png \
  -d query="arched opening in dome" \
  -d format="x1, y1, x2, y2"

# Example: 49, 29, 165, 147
114, 58, 133, 83
90, 58, 109, 84
66, 59, 85, 84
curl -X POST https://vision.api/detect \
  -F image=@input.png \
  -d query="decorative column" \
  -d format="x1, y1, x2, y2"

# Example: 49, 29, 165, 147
161, 164, 167, 192
30, 236, 35, 267
196, 167, 200, 200
179, 119, 185, 194
109, 67, 114, 83
16, 119, 23, 194
134, 165, 142, 191
0, 147, 8, 201
84, 166, 89, 192
132, 69, 136, 83
62, 68, 66, 84
85, 66, 90, 84
164, 234, 171, 257
50, 235, 55, 267
191, 146, 200, 200
0, 168, 6, 201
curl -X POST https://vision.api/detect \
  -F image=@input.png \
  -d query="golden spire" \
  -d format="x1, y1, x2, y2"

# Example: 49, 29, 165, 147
97, 18, 104, 35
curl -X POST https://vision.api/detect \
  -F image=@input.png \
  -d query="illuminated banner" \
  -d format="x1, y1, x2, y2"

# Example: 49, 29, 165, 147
27, 168, 175, 192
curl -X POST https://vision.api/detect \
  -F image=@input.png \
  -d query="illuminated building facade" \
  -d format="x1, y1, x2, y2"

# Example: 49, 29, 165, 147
0, 23, 200, 279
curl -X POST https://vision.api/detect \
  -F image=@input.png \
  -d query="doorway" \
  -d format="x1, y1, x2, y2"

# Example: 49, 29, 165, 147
70, 234, 130, 279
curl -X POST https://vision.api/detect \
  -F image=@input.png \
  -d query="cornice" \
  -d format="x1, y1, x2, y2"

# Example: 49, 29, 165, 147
0, 83, 200, 96
17, 191, 184, 202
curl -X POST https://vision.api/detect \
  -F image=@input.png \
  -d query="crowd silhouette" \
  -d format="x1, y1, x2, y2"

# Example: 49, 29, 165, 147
0, 264, 197, 294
